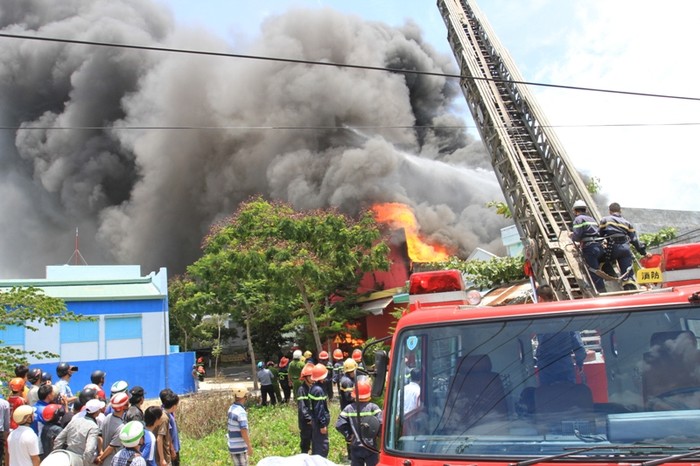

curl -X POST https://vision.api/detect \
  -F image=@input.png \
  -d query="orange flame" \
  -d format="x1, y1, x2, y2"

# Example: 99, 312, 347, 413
371, 202, 451, 262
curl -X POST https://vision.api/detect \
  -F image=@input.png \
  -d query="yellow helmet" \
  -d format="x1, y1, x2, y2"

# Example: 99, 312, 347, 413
343, 358, 358, 373
303, 350, 312, 359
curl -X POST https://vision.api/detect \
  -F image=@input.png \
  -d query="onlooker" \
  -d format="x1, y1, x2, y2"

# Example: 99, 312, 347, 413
403, 369, 421, 414
537, 284, 556, 303
160, 389, 180, 466
335, 380, 383, 466
34, 385, 55, 455
8, 405, 39, 466
13, 365, 30, 402
97, 393, 129, 465
0, 394, 9, 466
25, 369, 42, 406
39, 404, 64, 461
54, 362, 78, 409
53, 398, 103, 465
309, 364, 330, 458
256, 362, 277, 406
143, 406, 162, 466
124, 386, 145, 423
111, 421, 147, 466
227, 384, 252, 466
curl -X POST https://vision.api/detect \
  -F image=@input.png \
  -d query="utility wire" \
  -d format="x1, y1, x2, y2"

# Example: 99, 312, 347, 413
1, 32, 700, 102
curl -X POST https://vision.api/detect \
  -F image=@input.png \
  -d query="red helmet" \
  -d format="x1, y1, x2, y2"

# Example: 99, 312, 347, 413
110, 392, 129, 410
318, 351, 329, 360
42, 403, 65, 423
333, 349, 343, 360
311, 363, 328, 382
9, 377, 25, 392
279, 357, 289, 368
352, 380, 372, 401
300, 363, 315, 380
352, 349, 362, 362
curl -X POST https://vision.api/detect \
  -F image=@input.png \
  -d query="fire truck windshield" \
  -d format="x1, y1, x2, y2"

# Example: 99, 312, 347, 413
386, 304, 700, 460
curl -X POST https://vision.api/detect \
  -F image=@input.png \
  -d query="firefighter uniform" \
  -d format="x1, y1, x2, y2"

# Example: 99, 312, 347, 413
600, 210, 647, 289
572, 211, 605, 293
339, 373, 355, 410
335, 400, 383, 466
296, 383, 312, 454
308, 382, 330, 457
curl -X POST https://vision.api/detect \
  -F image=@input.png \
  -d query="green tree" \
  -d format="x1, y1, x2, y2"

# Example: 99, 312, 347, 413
640, 227, 677, 250
189, 197, 390, 358
428, 256, 526, 289
0, 287, 80, 376
168, 275, 215, 351
486, 201, 512, 219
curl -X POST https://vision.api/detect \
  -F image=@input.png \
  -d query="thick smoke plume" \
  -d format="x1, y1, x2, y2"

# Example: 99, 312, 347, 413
0, 0, 507, 278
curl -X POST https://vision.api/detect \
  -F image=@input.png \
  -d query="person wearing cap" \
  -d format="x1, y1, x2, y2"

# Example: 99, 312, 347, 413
8, 405, 39, 466
111, 421, 147, 466
287, 350, 304, 402
54, 362, 79, 409
335, 380, 383, 466
97, 393, 129, 465
277, 357, 291, 404
124, 387, 145, 423
296, 363, 315, 455
309, 363, 330, 458
53, 398, 103, 465
227, 384, 252, 466
256, 362, 276, 407
570, 199, 606, 293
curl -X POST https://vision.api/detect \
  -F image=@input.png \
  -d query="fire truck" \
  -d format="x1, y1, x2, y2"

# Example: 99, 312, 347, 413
362, 0, 700, 465
370, 244, 700, 466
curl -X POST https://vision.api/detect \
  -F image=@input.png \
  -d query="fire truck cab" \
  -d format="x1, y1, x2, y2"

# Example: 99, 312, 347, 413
375, 245, 700, 466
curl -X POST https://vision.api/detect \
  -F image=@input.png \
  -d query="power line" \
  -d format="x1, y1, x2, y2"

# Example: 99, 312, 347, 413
2, 122, 699, 131
1, 32, 700, 102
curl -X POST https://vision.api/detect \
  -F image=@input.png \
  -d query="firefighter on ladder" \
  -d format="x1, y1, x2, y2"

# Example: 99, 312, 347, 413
570, 199, 606, 293
600, 202, 650, 290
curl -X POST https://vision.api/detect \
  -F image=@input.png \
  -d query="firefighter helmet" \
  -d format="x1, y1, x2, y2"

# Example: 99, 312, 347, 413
279, 357, 289, 368
293, 350, 302, 360
300, 363, 314, 380
9, 377, 25, 392
12, 405, 35, 424
311, 363, 328, 381
42, 403, 65, 423
110, 392, 130, 410
303, 350, 312, 359
352, 380, 372, 401
333, 349, 343, 360
120, 421, 145, 448
343, 358, 357, 373
318, 350, 329, 360
232, 383, 248, 398
573, 199, 587, 210
352, 349, 362, 362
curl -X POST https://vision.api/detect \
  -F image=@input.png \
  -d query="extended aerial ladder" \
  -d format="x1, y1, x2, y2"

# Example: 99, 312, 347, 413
437, 0, 601, 299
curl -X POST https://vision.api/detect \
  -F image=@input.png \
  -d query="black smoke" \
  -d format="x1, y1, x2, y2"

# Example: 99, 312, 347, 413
0, 0, 507, 278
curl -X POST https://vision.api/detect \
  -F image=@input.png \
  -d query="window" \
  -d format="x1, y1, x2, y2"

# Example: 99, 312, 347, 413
60, 320, 98, 343
0, 325, 24, 346
105, 316, 142, 340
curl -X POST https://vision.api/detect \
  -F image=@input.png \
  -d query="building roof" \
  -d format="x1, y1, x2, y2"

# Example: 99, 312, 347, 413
0, 265, 167, 301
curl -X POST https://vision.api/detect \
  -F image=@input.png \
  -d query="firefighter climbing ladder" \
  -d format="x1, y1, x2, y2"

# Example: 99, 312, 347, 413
438, 0, 601, 299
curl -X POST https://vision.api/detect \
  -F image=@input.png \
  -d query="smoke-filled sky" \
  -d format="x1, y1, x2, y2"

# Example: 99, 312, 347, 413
0, 0, 510, 278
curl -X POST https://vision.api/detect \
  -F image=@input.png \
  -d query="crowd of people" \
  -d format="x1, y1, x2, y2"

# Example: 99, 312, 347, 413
228, 347, 382, 466
0, 363, 181, 466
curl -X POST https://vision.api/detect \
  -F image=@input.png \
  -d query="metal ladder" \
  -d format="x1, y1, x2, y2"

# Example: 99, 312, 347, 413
437, 0, 601, 299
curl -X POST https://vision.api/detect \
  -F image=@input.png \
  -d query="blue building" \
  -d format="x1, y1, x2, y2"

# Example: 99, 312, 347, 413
0, 265, 195, 396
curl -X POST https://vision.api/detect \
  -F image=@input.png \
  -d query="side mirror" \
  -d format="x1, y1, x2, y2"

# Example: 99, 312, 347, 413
371, 350, 388, 398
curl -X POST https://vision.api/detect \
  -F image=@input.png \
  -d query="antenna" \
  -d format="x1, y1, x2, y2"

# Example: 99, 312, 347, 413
66, 227, 88, 265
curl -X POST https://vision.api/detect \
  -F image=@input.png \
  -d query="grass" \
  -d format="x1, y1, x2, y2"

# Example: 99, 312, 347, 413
178, 391, 349, 466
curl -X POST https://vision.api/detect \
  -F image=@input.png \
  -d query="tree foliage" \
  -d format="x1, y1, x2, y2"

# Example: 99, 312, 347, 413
0, 287, 80, 377
188, 197, 391, 358
486, 201, 512, 219
640, 227, 678, 250
428, 256, 526, 289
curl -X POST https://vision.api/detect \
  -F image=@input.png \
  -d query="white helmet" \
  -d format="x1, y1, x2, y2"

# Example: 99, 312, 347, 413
293, 350, 302, 360
573, 199, 587, 210
120, 421, 145, 448
40, 450, 75, 466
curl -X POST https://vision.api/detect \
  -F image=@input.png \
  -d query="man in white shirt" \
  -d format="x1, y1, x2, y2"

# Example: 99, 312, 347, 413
403, 369, 421, 414
8, 405, 40, 466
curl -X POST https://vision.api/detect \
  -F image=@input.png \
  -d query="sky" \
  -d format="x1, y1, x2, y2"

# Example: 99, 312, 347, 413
163, 0, 700, 212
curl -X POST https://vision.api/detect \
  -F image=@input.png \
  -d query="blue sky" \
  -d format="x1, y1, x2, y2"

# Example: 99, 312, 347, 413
160, 0, 700, 212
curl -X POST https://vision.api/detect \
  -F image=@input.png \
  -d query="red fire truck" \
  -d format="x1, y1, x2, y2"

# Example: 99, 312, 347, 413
370, 244, 700, 466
